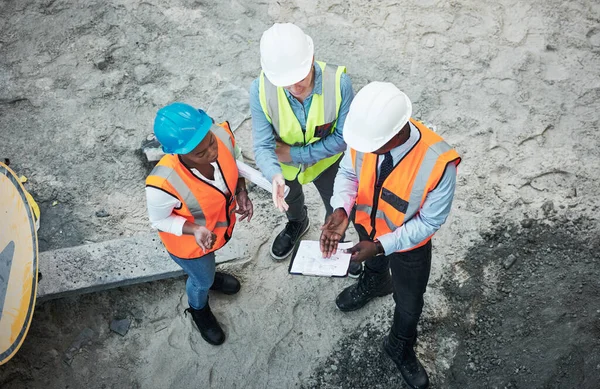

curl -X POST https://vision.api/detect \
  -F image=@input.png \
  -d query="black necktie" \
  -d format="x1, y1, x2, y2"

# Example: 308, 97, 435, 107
376, 152, 394, 188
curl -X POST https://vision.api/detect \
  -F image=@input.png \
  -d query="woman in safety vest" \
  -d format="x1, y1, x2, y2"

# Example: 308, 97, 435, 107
145, 103, 253, 345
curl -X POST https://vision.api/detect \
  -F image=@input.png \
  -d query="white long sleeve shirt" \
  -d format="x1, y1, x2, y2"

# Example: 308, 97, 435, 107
330, 122, 458, 254
146, 145, 242, 236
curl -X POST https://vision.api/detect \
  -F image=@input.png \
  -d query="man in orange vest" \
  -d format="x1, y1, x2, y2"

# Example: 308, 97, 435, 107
145, 103, 253, 345
320, 82, 460, 389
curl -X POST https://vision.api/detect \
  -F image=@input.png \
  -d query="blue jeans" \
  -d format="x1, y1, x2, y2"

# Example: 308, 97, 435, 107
169, 252, 216, 310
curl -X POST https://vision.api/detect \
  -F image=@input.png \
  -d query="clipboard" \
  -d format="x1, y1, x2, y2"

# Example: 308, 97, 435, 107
288, 240, 354, 277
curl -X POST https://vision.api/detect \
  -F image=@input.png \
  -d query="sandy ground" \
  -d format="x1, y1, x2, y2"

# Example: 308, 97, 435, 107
1, 0, 600, 388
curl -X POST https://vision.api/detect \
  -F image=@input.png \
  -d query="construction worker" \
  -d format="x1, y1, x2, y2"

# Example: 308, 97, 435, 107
250, 22, 355, 261
145, 103, 253, 345
320, 82, 460, 389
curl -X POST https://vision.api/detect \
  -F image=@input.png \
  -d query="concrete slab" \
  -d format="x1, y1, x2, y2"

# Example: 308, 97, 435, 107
37, 233, 248, 302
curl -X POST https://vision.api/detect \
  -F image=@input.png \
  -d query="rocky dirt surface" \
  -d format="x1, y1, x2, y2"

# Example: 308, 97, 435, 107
1, 0, 599, 388
304, 217, 600, 388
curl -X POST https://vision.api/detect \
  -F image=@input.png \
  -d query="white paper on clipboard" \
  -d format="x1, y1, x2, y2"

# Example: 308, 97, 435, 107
290, 240, 354, 277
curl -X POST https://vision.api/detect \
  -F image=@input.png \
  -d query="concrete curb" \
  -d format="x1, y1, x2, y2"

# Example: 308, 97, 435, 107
37, 233, 248, 302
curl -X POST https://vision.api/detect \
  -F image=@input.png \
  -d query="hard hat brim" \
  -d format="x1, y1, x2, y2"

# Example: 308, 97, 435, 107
343, 120, 408, 153
164, 120, 212, 155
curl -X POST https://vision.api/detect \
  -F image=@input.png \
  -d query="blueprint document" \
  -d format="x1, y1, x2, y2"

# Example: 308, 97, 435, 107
289, 240, 354, 277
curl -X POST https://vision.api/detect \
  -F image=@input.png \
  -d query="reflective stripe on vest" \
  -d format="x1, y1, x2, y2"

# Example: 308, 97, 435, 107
355, 204, 396, 231
258, 61, 346, 184
210, 123, 235, 156
148, 165, 228, 229
404, 140, 453, 220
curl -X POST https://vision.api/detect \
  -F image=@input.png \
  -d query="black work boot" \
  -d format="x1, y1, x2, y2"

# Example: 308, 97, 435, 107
185, 299, 225, 345
270, 217, 310, 260
383, 332, 429, 389
210, 272, 241, 295
335, 266, 393, 311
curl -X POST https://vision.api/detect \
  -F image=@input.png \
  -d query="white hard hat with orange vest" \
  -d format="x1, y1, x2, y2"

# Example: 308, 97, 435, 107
343, 82, 413, 153
260, 23, 314, 87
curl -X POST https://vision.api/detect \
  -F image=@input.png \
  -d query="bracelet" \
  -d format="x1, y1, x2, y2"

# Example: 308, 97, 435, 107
235, 188, 247, 195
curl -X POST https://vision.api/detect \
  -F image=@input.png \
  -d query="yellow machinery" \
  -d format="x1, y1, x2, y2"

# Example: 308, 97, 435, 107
0, 161, 39, 365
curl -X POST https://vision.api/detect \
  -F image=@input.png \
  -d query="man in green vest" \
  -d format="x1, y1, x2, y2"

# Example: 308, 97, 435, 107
249, 22, 355, 261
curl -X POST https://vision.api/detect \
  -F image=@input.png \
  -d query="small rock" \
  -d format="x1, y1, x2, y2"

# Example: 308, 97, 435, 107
141, 137, 165, 162
95, 209, 110, 218
110, 318, 131, 336
330, 365, 338, 371
541, 200, 555, 215
96, 61, 109, 71
503, 254, 517, 270
566, 187, 577, 198
95, 55, 114, 71
520, 218, 534, 228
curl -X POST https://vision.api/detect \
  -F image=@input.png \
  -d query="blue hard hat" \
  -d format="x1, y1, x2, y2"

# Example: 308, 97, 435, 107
153, 102, 212, 154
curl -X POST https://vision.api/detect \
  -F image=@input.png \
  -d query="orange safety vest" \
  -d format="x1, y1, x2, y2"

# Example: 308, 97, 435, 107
145, 122, 238, 259
352, 119, 461, 251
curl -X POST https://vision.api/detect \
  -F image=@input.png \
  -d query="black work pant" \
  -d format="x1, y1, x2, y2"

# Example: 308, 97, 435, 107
360, 228, 432, 340
284, 156, 342, 222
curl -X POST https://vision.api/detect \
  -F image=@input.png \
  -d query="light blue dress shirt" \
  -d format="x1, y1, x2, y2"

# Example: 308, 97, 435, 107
249, 63, 354, 182
330, 122, 458, 254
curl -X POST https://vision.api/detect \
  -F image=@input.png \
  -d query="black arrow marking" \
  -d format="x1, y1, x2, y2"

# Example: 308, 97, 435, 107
0, 241, 15, 322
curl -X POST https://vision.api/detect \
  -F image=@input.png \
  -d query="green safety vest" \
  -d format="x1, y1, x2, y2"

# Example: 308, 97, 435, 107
259, 61, 346, 184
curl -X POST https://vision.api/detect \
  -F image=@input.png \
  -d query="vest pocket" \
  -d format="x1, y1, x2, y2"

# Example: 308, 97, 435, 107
380, 188, 408, 214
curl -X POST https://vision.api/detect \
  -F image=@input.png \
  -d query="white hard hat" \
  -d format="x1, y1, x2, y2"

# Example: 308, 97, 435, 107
343, 82, 413, 153
260, 23, 314, 87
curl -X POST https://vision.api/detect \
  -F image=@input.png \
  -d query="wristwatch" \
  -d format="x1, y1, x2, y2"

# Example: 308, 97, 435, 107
373, 239, 385, 256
